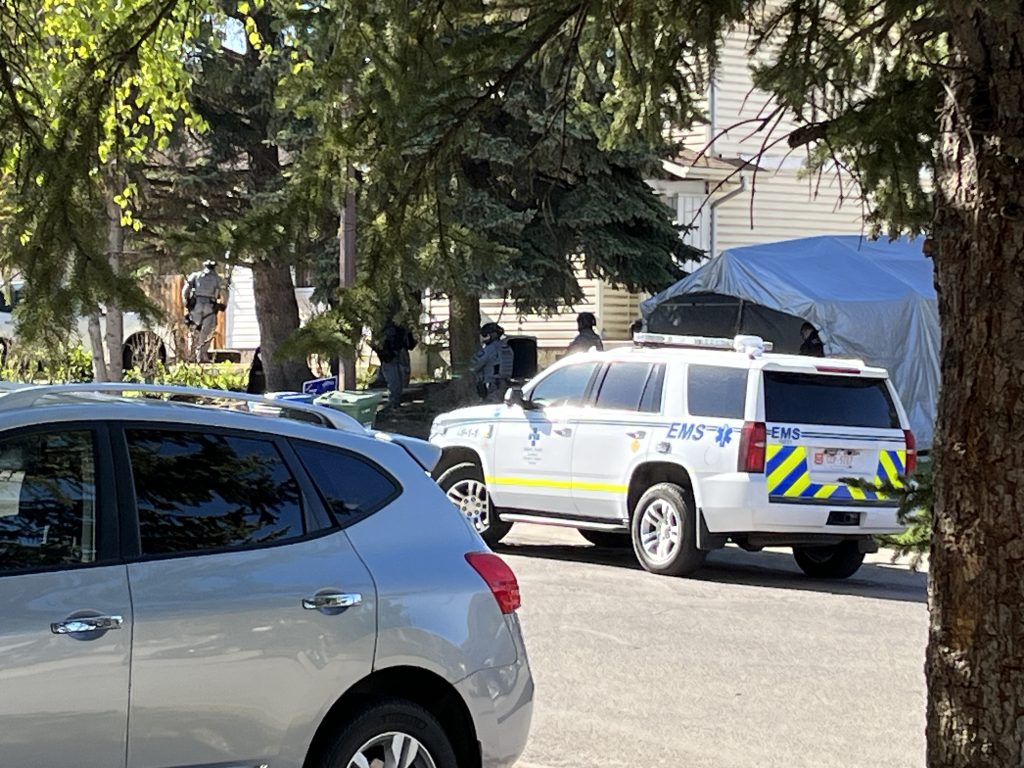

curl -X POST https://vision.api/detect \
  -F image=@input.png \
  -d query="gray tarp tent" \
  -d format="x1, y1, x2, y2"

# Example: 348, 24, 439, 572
641, 235, 939, 448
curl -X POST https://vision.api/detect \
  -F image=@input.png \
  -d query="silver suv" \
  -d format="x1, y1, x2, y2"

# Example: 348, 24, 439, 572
0, 384, 532, 768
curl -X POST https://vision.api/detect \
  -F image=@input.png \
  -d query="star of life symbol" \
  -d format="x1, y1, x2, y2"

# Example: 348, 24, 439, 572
529, 428, 541, 447
715, 425, 734, 447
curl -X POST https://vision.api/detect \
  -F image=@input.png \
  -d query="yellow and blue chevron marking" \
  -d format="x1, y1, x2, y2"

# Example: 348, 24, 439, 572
766, 444, 907, 502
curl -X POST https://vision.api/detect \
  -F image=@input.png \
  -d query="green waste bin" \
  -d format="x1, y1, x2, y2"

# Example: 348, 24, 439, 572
315, 390, 384, 428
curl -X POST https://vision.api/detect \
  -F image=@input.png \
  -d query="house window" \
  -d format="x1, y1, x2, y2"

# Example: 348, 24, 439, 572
676, 194, 710, 254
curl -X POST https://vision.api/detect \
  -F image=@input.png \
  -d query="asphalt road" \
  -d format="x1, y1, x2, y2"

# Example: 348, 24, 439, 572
498, 524, 928, 768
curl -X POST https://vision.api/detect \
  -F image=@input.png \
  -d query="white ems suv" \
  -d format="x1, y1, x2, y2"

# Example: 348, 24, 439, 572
430, 333, 915, 579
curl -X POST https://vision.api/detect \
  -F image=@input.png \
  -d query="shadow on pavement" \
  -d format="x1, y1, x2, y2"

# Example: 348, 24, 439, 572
496, 539, 927, 604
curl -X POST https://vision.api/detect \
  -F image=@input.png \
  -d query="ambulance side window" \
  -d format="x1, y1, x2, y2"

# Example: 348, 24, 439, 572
687, 365, 748, 418
594, 363, 651, 411
529, 363, 599, 407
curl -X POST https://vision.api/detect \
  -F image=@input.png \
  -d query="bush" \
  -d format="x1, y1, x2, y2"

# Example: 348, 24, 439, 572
847, 458, 933, 570
123, 362, 247, 391
1, 344, 93, 383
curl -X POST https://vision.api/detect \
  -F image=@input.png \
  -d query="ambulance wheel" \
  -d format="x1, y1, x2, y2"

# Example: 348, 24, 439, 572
578, 530, 632, 548
437, 462, 512, 547
631, 483, 705, 577
792, 541, 865, 579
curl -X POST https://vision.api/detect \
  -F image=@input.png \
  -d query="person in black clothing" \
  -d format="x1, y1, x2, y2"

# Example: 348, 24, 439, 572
374, 321, 417, 408
799, 322, 826, 357
567, 312, 604, 355
246, 347, 266, 394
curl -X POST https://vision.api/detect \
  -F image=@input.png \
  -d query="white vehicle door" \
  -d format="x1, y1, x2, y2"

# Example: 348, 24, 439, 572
571, 362, 667, 520
0, 427, 130, 768
489, 361, 600, 515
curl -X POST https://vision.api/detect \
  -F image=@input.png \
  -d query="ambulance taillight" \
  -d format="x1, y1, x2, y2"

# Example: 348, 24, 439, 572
739, 421, 766, 473
904, 429, 917, 475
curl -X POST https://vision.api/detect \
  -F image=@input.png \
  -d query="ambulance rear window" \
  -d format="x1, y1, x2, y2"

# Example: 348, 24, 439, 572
763, 372, 899, 428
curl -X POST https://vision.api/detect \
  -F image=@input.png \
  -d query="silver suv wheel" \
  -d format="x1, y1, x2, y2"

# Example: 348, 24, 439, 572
319, 700, 458, 768
348, 732, 437, 768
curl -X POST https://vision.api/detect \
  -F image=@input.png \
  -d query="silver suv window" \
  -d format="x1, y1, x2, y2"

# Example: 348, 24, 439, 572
0, 430, 97, 573
127, 430, 305, 556
293, 441, 399, 524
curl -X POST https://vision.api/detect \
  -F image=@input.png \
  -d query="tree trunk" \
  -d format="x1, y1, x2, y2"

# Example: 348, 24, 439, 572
252, 260, 312, 391
928, 5, 1024, 766
448, 288, 481, 373
86, 313, 108, 382
103, 188, 124, 382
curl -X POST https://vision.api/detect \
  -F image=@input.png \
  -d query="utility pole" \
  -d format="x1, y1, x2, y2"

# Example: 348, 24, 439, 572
338, 160, 357, 390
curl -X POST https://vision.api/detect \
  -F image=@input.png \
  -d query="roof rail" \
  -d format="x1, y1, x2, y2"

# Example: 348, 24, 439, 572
0, 383, 366, 432
634, 332, 774, 355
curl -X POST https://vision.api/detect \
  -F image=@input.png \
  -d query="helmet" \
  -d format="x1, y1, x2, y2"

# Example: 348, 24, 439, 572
577, 312, 597, 330
480, 322, 504, 340
203, 259, 217, 269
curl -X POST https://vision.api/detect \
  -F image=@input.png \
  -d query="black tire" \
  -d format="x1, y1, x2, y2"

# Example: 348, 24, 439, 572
793, 541, 866, 579
578, 529, 632, 548
316, 699, 457, 768
435, 461, 512, 547
630, 482, 706, 577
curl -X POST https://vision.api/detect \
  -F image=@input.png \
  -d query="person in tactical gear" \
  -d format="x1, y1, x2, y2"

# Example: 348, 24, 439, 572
567, 311, 604, 355
799, 321, 826, 357
182, 260, 225, 363
373, 320, 417, 408
470, 322, 514, 401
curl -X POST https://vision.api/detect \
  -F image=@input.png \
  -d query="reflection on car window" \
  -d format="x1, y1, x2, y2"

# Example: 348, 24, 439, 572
639, 364, 666, 414
529, 363, 599, 407
595, 363, 652, 411
127, 430, 304, 556
293, 441, 399, 523
764, 372, 900, 428
0, 431, 97, 573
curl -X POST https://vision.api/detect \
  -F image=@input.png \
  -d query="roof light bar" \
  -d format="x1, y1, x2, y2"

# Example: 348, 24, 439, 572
634, 332, 774, 354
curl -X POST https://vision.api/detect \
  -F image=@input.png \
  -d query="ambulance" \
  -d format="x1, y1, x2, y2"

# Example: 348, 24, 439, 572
430, 334, 915, 578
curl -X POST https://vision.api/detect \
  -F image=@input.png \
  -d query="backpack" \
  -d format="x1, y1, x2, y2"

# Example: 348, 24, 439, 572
497, 340, 514, 379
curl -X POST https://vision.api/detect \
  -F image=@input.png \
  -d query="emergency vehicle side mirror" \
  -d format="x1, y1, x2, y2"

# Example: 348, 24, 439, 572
505, 387, 528, 409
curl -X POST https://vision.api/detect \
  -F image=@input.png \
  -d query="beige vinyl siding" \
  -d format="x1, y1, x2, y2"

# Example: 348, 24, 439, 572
714, 167, 864, 251
225, 266, 318, 351
596, 282, 643, 341
225, 267, 260, 350
422, 277, 642, 350
710, 25, 802, 160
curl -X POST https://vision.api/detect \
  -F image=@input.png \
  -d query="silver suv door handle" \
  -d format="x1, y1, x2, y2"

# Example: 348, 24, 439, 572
302, 593, 362, 610
51, 615, 123, 635
627, 430, 646, 439
554, 427, 573, 437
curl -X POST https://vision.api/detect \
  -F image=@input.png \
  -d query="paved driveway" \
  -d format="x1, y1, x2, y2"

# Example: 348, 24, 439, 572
500, 524, 928, 768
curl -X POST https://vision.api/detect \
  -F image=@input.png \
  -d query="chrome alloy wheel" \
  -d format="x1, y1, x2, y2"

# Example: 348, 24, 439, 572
445, 478, 491, 532
347, 732, 438, 768
639, 498, 682, 565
